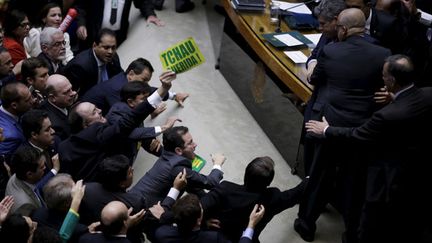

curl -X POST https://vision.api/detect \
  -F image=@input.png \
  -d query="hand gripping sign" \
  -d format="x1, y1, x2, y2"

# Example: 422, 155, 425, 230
160, 37, 205, 74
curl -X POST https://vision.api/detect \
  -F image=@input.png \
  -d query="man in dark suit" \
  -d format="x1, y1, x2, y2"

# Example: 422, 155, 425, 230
155, 194, 265, 243
58, 70, 175, 181
130, 126, 226, 207
74, 0, 163, 49
200, 156, 305, 243
38, 27, 67, 75
81, 58, 188, 116
295, 8, 391, 243
105, 81, 180, 161
39, 74, 77, 144
79, 155, 186, 243
63, 28, 123, 96
21, 58, 50, 107
79, 201, 141, 243
305, 54, 432, 243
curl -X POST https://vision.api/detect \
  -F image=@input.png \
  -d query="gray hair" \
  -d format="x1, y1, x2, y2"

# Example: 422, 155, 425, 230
40, 27, 63, 46
314, 0, 346, 21
43, 173, 75, 211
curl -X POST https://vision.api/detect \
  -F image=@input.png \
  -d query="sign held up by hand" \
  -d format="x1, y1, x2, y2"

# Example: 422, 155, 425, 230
160, 37, 205, 74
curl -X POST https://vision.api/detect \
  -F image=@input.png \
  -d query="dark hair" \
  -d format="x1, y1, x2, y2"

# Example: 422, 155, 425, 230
21, 109, 49, 139
33, 225, 62, 243
173, 194, 202, 236
125, 58, 154, 74
162, 126, 189, 152
0, 82, 27, 108
120, 81, 151, 103
21, 57, 49, 83
314, 0, 346, 20
244, 156, 275, 191
0, 214, 31, 243
95, 28, 116, 45
38, 3, 62, 28
68, 102, 85, 134
97, 155, 130, 191
43, 174, 74, 211
385, 54, 414, 87
11, 145, 43, 180
4, 10, 28, 38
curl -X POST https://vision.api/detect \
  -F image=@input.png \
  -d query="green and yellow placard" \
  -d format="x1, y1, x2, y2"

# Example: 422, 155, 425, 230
160, 37, 205, 74
192, 154, 206, 172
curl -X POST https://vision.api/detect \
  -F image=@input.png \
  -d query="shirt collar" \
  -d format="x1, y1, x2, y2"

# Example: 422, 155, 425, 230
28, 141, 44, 152
48, 100, 68, 116
93, 49, 105, 67
0, 106, 19, 121
393, 84, 414, 100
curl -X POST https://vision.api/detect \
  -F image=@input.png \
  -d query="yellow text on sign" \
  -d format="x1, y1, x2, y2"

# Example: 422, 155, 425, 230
160, 37, 205, 74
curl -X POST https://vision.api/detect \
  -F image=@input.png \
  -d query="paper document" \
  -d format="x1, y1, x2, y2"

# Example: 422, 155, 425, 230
274, 34, 303, 46
284, 51, 308, 63
274, 1, 311, 14
304, 33, 322, 46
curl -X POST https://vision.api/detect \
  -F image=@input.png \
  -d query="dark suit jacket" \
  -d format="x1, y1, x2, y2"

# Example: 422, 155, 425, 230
200, 180, 305, 243
39, 100, 71, 143
63, 48, 123, 96
324, 87, 432, 242
311, 35, 391, 127
105, 102, 157, 162
37, 52, 64, 76
58, 100, 155, 181
81, 72, 128, 115
154, 225, 253, 243
131, 150, 224, 207
370, 8, 404, 54
32, 207, 88, 243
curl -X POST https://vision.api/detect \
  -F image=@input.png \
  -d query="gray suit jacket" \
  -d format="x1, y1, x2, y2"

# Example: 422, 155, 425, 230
5, 174, 42, 216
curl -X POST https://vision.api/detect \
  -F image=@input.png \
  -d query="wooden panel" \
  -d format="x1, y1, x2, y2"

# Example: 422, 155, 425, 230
222, 0, 314, 102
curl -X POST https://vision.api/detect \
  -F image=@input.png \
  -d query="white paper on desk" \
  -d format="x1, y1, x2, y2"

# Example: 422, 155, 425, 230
284, 51, 308, 63
304, 33, 322, 46
274, 34, 303, 46
273, 1, 312, 14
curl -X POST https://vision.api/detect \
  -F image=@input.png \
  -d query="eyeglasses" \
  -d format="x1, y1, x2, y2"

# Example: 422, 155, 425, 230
19, 22, 31, 28
51, 40, 66, 47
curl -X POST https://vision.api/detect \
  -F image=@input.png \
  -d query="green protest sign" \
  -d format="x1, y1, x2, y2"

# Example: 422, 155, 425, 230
192, 154, 206, 172
160, 37, 205, 74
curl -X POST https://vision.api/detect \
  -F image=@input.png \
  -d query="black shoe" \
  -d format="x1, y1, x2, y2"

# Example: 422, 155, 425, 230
294, 218, 315, 242
176, 1, 195, 13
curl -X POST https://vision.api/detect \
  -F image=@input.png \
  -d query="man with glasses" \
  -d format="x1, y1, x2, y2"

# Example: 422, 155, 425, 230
38, 27, 66, 75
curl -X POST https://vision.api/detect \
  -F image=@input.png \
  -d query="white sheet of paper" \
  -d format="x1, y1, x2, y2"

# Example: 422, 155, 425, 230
284, 51, 308, 63
304, 33, 322, 46
274, 34, 303, 46
273, 1, 312, 14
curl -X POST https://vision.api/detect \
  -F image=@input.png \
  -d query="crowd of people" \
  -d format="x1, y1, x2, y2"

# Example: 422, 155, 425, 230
0, 0, 431, 242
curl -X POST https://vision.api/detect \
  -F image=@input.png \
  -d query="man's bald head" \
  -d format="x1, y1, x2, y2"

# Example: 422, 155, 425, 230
100, 201, 128, 235
338, 8, 365, 29
337, 8, 366, 40
45, 74, 77, 108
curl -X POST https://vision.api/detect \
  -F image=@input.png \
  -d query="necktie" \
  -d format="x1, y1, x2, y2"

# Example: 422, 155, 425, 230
110, 0, 118, 25
99, 65, 109, 83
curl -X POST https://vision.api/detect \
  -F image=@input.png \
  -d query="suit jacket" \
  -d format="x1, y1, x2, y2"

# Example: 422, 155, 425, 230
58, 100, 155, 181
370, 8, 404, 54
81, 72, 128, 115
154, 224, 253, 243
105, 102, 157, 162
200, 180, 305, 243
311, 35, 391, 127
63, 48, 123, 96
32, 207, 88, 243
131, 150, 224, 207
0, 108, 25, 159
79, 233, 131, 243
79, 182, 175, 243
5, 174, 42, 216
39, 100, 71, 143
37, 52, 64, 75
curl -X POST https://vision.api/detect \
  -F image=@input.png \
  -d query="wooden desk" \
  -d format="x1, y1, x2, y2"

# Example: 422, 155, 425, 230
222, 0, 315, 102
